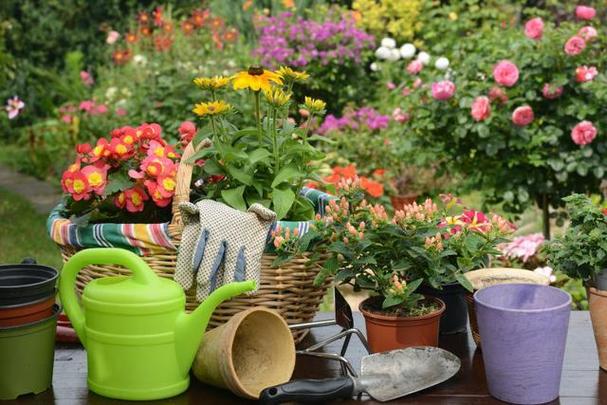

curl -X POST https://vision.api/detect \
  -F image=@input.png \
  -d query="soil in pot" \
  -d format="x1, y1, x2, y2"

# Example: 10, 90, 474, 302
390, 194, 419, 211
419, 283, 468, 335
359, 296, 445, 353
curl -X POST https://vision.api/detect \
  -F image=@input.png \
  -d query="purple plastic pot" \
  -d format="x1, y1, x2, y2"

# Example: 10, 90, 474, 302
475, 284, 571, 404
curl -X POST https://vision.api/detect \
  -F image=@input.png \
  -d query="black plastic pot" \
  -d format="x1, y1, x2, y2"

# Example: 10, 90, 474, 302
0, 259, 58, 306
419, 283, 468, 335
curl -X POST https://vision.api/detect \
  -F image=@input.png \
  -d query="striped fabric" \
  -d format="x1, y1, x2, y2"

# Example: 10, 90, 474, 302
47, 187, 335, 256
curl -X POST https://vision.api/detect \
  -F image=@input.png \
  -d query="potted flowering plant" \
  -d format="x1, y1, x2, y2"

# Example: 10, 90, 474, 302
546, 193, 607, 371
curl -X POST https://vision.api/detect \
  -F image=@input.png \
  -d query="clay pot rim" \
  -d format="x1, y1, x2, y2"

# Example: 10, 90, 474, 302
359, 296, 446, 321
474, 284, 571, 314
465, 268, 549, 291
588, 286, 607, 298
0, 293, 56, 310
390, 193, 420, 199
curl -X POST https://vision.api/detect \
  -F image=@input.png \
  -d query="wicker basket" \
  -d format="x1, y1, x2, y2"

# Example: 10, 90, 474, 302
55, 141, 331, 343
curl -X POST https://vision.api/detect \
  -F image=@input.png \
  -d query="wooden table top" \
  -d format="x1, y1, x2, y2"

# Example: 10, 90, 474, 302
6, 311, 605, 404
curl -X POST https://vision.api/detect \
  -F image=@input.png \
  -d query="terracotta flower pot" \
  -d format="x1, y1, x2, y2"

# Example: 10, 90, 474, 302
359, 296, 445, 353
0, 296, 56, 327
588, 287, 607, 371
390, 194, 419, 211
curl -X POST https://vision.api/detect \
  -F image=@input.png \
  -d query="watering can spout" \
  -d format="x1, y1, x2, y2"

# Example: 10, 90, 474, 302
175, 280, 256, 373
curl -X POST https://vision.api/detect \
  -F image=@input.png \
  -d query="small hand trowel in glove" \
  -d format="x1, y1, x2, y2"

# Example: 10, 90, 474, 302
260, 347, 460, 404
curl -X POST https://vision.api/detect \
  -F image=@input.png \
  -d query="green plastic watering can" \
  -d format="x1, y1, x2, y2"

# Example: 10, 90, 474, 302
59, 248, 255, 401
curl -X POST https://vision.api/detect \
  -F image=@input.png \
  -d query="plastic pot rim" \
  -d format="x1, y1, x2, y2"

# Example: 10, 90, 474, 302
359, 296, 446, 321
474, 284, 571, 314
0, 305, 61, 332
0, 291, 56, 309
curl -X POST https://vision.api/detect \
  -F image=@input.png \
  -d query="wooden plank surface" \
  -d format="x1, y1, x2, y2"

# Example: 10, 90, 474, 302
5, 311, 605, 404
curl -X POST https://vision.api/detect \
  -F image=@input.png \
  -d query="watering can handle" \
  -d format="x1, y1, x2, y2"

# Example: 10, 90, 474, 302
59, 248, 159, 348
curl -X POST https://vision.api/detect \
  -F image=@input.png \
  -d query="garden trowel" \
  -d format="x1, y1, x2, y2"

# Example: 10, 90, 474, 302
260, 346, 461, 403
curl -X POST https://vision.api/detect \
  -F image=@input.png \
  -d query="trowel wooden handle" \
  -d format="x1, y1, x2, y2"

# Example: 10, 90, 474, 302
259, 377, 355, 404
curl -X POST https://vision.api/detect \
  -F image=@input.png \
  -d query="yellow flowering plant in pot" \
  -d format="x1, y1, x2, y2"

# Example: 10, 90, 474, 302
188, 66, 329, 220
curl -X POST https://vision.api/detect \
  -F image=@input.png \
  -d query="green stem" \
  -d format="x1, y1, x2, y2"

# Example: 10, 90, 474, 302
254, 91, 262, 143
211, 89, 216, 101
272, 108, 279, 173
210, 116, 218, 140
302, 112, 315, 143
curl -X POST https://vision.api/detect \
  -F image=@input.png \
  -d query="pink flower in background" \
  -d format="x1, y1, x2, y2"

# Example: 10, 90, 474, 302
90, 104, 108, 116
499, 233, 544, 262
575, 5, 596, 20
471, 96, 491, 122
575, 65, 598, 82
386, 81, 396, 90
571, 121, 597, 145
5, 96, 25, 119
179, 121, 197, 146
115, 107, 127, 116
512, 105, 534, 126
406, 60, 423, 75
80, 71, 94, 86
564, 36, 586, 55
431, 80, 456, 100
534, 267, 556, 283
61, 114, 73, 124
106, 30, 120, 44
524, 17, 544, 40
79, 100, 95, 112
488, 86, 508, 104
401, 87, 411, 96
413, 78, 423, 89
392, 107, 410, 123
578, 26, 598, 41
493, 60, 519, 87
542, 83, 563, 100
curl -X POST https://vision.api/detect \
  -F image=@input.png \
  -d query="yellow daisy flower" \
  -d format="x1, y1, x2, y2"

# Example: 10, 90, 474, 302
193, 76, 230, 90
303, 97, 326, 114
232, 66, 283, 92
276, 66, 309, 83
192, 100, 231, 117
264, 87, 291, 107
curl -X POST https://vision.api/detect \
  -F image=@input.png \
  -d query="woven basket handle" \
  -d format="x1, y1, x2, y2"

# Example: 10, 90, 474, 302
170, 139, 212, 233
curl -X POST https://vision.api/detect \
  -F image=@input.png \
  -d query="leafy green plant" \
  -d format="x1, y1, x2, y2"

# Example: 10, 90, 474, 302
546, 193, 607, 283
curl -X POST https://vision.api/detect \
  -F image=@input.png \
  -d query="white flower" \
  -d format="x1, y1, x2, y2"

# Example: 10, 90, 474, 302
375, 46, 392, 60
115, 98, 128, 107
534, 267, 556, 283
227, 60, 236, 68
370, 62, 381, 72
121, 88, 132, 98
387, 49, 401, 62
417, 51, 431, 65
399, 43, 416, 59
381, 37, 397, 49
435, 57, 450, 70
106, 30, 120, 45
105, 86, 118, 100
133, 54, 147, 67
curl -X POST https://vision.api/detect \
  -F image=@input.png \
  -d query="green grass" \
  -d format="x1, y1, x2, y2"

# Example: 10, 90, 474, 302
0, 187, 62, 269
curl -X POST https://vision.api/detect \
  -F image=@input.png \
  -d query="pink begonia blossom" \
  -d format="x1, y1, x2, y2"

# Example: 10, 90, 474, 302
512, 105, 534, 126
106, 30, 120, 44
499, 233, 545, 262
406, 60, 423, 75
5, 96, 25, 119
576, 65, 598, 82
488, 86, 508, 104
542, 83, 563, 100
575, 5, 596, 20
534, 267, 556, 283
392, 107, 410, 123
564, 36, 586, 55
578, 26, 598, 41
471, 96, 491, 122
524, 17, 544, 40
571, 121, 597, 145
431, 80, 456, 101
493, 60, 519, 87
80, 71, 94, 86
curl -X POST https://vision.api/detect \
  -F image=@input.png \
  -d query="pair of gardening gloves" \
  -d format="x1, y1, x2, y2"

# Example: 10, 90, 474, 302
174, 200, 276, 301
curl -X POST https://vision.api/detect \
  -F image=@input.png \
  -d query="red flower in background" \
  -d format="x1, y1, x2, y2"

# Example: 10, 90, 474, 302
153, 6, 164, 26
137, 11, 150, 25
191, 9, 209, 27
154, 35, 173, 52
112, 49, 131, 65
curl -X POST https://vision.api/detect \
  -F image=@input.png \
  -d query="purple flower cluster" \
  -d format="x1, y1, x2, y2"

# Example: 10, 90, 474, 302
318, 106, 390, 134
254, 12, 374, 67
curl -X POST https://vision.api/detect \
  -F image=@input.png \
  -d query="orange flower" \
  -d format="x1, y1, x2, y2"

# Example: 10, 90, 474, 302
360, 177, 384, 198
191, 9, 209, 27
125, 32, 138, 43
140, 26, 152, 37
81, 164, 109, 195
154, 35, 173, 52
112, 49, 131, 65
223, 28, 238, 43
137, 11, 150, 25
144, 180, 172, 207
124, 187, 148, 212
373, 168, 385, 177
243, 0, 254, 11
109, 138, 133, 159
181, 20, 195, 35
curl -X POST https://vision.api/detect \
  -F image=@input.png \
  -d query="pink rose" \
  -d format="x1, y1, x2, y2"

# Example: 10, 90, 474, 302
493, 60, 519, 87
79, 71, 94, 86
542, 83, 563, 100
471, 96, 491, 122
106, 30, 120, 45
564, 36, 586, 55
401, 87, 411, 97
90, 104, 108, 115
406, 60, 423, 75
61, 114, 73, 124
524, 17, 544, 40
392, 107, 410, 123
571, 121, 597, 145
413, 78, 423, 89
576, 65, 598, 82
79, 100, 95, 112
512, 105, 534, 126
431, 80, 456, 101
488, 86, 508, 104
576, 5, 596, 20
578, 26, 598, 41
386, 81, 396, 90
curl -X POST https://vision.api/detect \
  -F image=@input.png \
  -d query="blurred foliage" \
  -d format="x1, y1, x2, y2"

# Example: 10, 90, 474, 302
352, 0, 422, 43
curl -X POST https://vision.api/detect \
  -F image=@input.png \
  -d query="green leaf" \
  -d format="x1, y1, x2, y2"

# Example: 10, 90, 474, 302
249, 148, 272, 164
221, 186, 247, 211
271, 187, 296, 220
382, 295, 404, 309
407, 278, 423, 293
455, 273, 474, 292
103, 172, 131, 196
271, 165, 302, 188
227, 166, 253, 186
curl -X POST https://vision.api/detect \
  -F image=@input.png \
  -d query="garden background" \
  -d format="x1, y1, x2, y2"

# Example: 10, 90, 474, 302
1, 0, 605, 309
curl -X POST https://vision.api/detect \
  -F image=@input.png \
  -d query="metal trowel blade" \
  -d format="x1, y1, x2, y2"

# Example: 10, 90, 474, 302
360, 346, 461, 402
